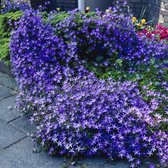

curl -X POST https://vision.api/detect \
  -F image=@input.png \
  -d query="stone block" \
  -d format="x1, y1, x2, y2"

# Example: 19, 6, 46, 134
0, 120, 25, 149
161, 0, 168, 3
10, 115, 36, 134
0, 72, 17, 90
0, 85, 16, 101
0, 96, 22, 122
0, 138, 66, 168
160, 9, 168, 16
165, 4, 168, 10
164, 17, 168, 22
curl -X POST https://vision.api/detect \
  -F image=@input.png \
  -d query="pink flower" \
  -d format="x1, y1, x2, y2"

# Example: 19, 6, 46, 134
138, 24, 168, 41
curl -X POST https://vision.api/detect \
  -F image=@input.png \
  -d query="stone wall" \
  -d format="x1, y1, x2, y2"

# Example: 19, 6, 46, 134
159, 0, 168, 25
85, 0, 113, 11
30, 0, 77, 11
56, 0, 77, 11
127, 0, 160, 23
127, 0, 149, 18
147, 0, 161, 24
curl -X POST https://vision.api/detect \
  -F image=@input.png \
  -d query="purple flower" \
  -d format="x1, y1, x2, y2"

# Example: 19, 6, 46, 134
10, 2, 168, 167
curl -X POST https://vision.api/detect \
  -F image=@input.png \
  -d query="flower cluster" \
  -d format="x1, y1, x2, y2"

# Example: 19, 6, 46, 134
51, 8, 167, 68
138, 24, 168, 42
132, 16, 147, 31
10, 2, 168, 167
34, 74, 168, 167
10, 9, 85, 114
1, 0, 30, 13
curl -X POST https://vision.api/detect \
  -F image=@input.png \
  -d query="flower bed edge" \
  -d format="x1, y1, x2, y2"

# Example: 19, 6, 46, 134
0, 60, 13, 77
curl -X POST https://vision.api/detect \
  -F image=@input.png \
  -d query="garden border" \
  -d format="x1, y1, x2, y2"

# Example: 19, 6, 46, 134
0, 61, 13, 77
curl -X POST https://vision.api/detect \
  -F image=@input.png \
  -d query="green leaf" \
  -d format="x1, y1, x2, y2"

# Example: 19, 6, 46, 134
115, 59, 123, 67
96, 56, 103, 62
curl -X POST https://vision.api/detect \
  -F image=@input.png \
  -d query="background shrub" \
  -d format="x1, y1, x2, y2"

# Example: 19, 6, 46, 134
0, 10, 23, 64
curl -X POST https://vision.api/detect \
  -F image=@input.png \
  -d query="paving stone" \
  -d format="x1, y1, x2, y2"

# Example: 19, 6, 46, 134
0, 85, 3, 93
0, 85, 17, 101
0, 138, 66, 168
68, 158, 130, 168
89, 158, 158, 168
0, 96, 22, 122
0, 120, 26, 149
10, 115, 36, 134
0, 72, 17, 90
101, 161, 129, 168
77, 158, 108, 168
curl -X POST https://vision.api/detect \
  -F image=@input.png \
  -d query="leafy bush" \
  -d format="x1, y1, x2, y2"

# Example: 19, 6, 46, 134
0, 10, 23, 64
10, 2, 168, 168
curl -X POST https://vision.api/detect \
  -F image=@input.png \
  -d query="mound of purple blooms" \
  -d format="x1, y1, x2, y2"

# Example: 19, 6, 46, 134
1, 0, 30, 13
10, 4, 168, 168
52, 7, 167, 69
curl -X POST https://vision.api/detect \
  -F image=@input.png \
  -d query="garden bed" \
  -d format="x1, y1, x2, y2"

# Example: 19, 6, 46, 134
1, 1, 168, 168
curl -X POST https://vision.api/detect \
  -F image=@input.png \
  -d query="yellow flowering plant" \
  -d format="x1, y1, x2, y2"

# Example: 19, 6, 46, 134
132, 7, 148, 31
132, 17, 147, 31
132, 16, 137, 23
141, 19, 146, 24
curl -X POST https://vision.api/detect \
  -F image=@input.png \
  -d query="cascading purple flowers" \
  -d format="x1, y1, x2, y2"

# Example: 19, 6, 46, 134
33, 74, 168, 167
10, 5, 168, 168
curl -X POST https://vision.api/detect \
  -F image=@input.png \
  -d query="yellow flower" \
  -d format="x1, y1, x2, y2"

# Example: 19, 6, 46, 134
57, 8, 60, 11
86, 6, 90, 11
106, 9, 112, 13
137, 23, 142, 27
141, 19, 146, 24
85, 6, 90, 13
132, 17, 137, 23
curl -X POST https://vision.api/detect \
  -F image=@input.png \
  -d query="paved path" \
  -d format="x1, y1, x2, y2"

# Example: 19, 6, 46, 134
0, 72, 154, 168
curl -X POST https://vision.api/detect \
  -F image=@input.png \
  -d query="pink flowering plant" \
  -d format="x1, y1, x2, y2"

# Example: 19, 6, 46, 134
9, 1, 168, 168
131, 13, 168, 42
138, 24, 168, 42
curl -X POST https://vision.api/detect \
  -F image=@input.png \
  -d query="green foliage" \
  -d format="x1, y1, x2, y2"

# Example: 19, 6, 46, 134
46, 11, 96, 34
0, 10, 96, 64
46, 11, 69, 25
87, 57, 168, 130
0, 11, 23, 64
47, 11, 96, 26
87, 55, 167, 91
0, 38, 10, 64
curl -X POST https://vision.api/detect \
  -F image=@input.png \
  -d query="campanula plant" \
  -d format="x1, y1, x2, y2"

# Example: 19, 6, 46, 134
50, 5, 168, 94
10, 1, 168, 167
